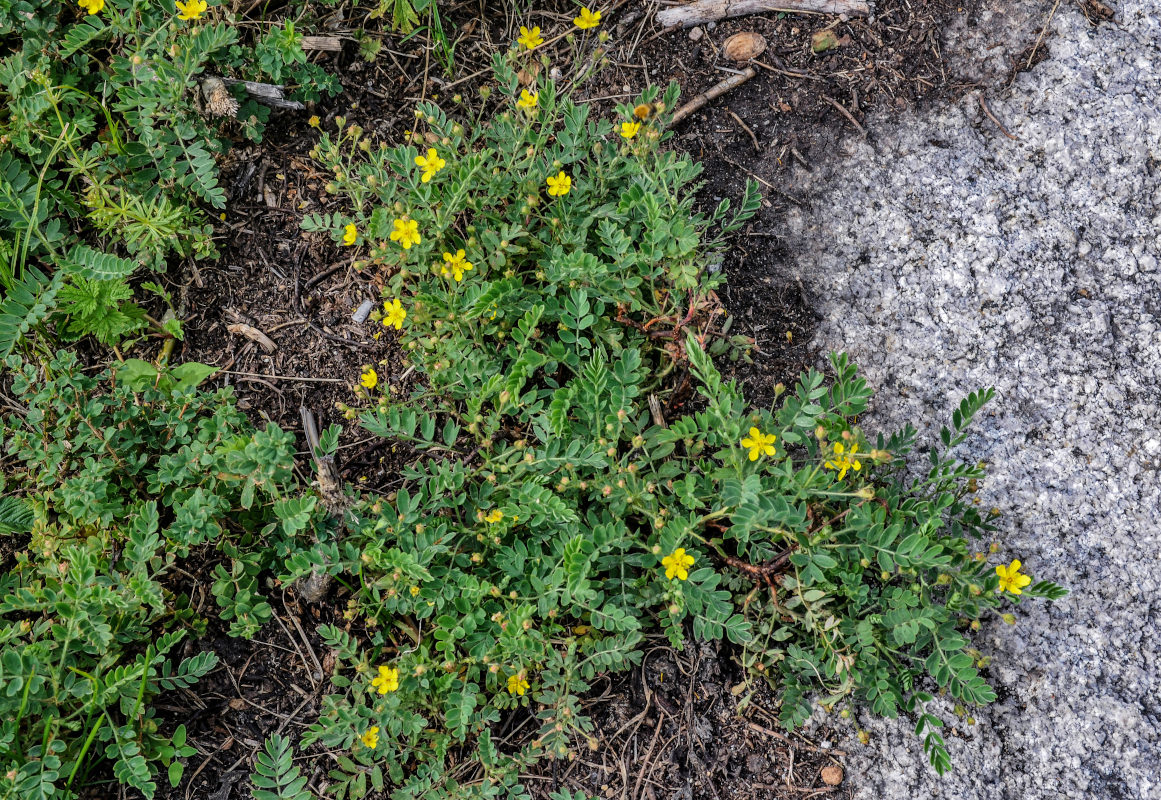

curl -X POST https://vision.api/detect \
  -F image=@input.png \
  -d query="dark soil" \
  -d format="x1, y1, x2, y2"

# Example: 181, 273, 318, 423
151, 1, 1036, 798
523, 639, 852, 800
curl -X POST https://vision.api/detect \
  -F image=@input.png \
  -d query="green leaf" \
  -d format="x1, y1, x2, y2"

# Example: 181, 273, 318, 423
64, 243, 138, 281
169, 361, 219, 391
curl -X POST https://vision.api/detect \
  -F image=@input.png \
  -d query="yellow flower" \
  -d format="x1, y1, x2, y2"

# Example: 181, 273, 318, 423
517, 25, 543, 50
485, 509, 503, 523
359, 368, 378, 390
516, 89, 539, 112
507, 674, 530, 696
441, 249, 474, 282
308, 115, 320, 128
995, 560, 1032, 595
360, 726, 379, 749
620, 121, 641, 139
77, 0, 104, 14
740, 427, 777, 461
546, 171, 571, 197
573, 7, 601, 29
175, 0, 207, 20
661, 548, 695, 581
390, 217, 421, 249
824, 441, 862, 480
371, 665, 400, 694
414, 148, 446, 183
382, 298, 407, 330
342, 223, 358, 246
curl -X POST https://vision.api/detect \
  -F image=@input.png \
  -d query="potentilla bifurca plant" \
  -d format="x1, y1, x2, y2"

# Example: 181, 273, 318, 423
290, 21, 1067, 799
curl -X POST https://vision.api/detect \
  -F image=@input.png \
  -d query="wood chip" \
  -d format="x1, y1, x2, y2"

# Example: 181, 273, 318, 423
227, 323, 277, 353
723, 32, 767, 62
301, 35, 342, 51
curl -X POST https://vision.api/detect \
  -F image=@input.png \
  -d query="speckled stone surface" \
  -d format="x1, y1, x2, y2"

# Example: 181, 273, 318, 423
783, 2, 1161, 797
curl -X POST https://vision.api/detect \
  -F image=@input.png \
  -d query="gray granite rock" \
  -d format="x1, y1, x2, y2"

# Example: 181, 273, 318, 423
784, 2, 1161, 797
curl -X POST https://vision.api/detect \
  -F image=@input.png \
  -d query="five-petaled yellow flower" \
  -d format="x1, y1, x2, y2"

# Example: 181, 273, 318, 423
620, 121, 641, 139
517, 25, 544, 50
360, 727, 379, 749
661, 548, 695, 581
382, 298, 407, 330
441, 249, 474, 282
308, 115, 320, 127
507, 674, 530, 696
390, 217, 421, 249
485, 509, 503, 523
574, 7, 601, 29
359, 368, 378, 390
414, 148, 446, 183
740, 427, 777, 461
824, 441, 862, 480
546, 171, 571, 197
517, 89, 539, 112
175, 0, 207, 20
371, 665, 400, 694
342, 223, 358, 246
995, 560, 1032, 595
77, 0, 104, 14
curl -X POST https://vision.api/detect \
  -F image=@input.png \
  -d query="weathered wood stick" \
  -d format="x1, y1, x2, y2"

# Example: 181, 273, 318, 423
219, 77, 305, 110
671, 67, 757, 124
301, 35, 343, 51
656, 0, 870, 28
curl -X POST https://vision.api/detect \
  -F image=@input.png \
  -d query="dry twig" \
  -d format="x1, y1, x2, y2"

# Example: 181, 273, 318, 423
672, 67, 757, 123
978, 93, 1019, 140
822, 95, 866, 137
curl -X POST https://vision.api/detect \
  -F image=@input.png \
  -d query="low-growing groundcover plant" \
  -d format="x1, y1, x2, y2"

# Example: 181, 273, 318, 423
287, 50, 1068, 797
0, 353, 331, 800
0, 27, 1067, 800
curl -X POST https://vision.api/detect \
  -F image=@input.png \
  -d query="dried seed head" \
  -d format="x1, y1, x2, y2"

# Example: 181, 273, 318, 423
200, 77, 239, 118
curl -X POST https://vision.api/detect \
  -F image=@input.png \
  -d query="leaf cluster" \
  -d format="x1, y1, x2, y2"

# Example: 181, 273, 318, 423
0, 351, 329, 799
0, 0, 338, 356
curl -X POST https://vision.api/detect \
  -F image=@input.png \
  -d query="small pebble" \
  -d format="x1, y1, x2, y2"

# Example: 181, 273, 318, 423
352, 299, 374, 324
821, 765, 844, 786
689, 26, 703, 41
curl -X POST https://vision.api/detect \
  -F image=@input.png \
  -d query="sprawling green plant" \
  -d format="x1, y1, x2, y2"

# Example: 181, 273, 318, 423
0, 352, 330, 800
293, 50, 1065, 799
0, 0, 339, 357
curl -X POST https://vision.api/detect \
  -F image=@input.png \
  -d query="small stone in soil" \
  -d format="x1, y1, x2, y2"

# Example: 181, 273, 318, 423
821, 765, 844, 786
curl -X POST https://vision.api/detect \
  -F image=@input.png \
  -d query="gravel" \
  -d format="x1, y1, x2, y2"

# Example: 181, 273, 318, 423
784, 2, 1161, 797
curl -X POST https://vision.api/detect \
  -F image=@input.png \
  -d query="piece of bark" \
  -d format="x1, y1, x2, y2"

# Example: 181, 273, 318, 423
301, 35, 343, 51
227, 322, 277, 353
219, 78, 305, 110
656, 0, 870, 28
671, 67, 757, 124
